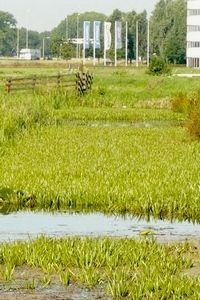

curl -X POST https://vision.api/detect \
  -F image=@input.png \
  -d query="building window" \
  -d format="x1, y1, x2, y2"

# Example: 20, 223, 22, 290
188, 9, 200, 16
188, 57, 200, 68
187, 25, 200, 31
187, 41, 200, 47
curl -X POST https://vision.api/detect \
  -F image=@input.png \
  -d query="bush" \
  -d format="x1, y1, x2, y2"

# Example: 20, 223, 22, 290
186, 98, 200, 139
171, 92, 190, 114
171, 90, 200, 139
148, 56, 171, 76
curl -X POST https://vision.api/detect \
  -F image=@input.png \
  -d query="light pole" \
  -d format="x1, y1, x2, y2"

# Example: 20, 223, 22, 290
136, 20, 139, 67
25, 9, 30, 49
76, 13, 80, 59
42, 37, 50, 59
16, 27, 20, 58
26, 28, 29, 48
66, 16, 68, 41
125, 21, 128, 66
147, 18, 150, 67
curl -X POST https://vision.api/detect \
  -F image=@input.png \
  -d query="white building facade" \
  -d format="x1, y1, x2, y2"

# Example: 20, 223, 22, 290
187, 0, 200, 67
19, 48, 41, 60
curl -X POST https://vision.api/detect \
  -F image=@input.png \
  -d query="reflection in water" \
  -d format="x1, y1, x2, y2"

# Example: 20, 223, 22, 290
0, 211, 199, 243
59, 120, 183, 128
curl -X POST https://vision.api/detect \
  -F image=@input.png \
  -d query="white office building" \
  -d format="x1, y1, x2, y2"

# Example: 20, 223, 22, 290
187, 0, 200, 67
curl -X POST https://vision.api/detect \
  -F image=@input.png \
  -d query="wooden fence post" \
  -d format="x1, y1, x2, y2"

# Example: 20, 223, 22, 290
57, 73, 61, 87
75, 71, 93, 95
76, 72, 83, 95
32, 75, 37, 91
86, 72, 93, 90
6, 79, 12, 93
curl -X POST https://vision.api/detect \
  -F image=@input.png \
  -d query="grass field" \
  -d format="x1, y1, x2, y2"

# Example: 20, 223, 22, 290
0, 60, 200, 299
0, 61, 199, 219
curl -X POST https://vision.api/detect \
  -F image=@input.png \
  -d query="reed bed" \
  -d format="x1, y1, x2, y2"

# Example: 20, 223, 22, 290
0, 236, 199, 298
0, 62, 200, 299
0, 64, 200, 221
0, 125, 200, 222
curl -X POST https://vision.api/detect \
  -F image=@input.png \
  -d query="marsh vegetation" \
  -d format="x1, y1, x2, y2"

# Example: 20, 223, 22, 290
0, 60, 200, 298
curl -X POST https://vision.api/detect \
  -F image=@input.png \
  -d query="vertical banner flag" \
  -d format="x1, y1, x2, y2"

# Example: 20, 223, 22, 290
94, 21, 101, 49
115, 21, 122, 49
84, 21, 90, 49
104, 22, 112, 50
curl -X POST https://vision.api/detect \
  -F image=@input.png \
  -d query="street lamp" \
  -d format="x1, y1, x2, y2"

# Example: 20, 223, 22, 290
136, 20, 139, 67
42, 37, 50, 59
26, 28, 29, 48
25, 9, 30, 49
125, 21, 128, 66
76, 13, 80, 59
66, 16, 68, 41
147, 18, 150, 67
16, 27, 20, 58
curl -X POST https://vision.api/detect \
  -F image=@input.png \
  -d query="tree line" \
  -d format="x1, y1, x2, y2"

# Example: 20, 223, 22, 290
0, 0, 186, 64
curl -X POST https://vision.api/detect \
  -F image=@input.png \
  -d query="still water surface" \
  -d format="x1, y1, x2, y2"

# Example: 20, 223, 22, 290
0, 211, 199, 243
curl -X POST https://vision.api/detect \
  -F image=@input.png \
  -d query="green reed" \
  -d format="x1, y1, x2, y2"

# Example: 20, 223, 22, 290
0, 236, 199, 298
0, 125, 200, 222
0, 62, 199, 259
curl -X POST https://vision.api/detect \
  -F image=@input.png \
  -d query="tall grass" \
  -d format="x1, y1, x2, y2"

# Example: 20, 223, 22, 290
0, 236, 199, 298
0, 63, 200, 221
0, 125, 200, 221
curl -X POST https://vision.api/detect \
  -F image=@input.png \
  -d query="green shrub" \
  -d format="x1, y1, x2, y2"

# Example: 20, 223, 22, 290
186, 99, 200, 138
148, 56, 171, 76
170, 89, 200, 139
171, 92, 190, 114
172, 90, 200, 139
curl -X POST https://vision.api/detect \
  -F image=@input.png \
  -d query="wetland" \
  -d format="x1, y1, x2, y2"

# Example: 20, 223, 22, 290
0, 61, 200, 299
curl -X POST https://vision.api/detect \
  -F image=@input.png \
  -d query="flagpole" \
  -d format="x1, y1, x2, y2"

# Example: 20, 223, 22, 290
125, 21, 128, 66
17, 27, 20, 58
104, 22, 106, 66
136, 20, 139, 67
115, 21, 117, 67
93, 21, 96, 66
147, 18, 150, 67
83, 22, 86, 65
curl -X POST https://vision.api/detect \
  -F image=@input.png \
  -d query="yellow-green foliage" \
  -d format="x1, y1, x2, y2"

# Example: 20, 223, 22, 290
0, 237, 199, 298
171, 90, 200, 139
171, 92, 190, 114
148, 56, 171, 76
1, 125, 200, 221
186, 99, 200, 138
1, 64, 200, 220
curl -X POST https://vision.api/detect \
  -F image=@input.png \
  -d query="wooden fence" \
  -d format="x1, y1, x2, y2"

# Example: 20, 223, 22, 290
76, 71, 93, 95
5, 71, 93, 95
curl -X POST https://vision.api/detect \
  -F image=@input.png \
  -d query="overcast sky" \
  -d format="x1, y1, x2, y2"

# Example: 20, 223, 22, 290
1, 0, 159, 32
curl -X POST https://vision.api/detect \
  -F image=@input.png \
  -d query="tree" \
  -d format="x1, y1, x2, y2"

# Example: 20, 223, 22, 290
137, 11, 148, 61
126, 11, 137, 63
60, 42, 75, 59
150, 0, 186, 64
50, 12, 106, 59
163, 0, 186, 64
126, 10, 148, 63
50, 36, 63, 58
105, 9, 123, 59
0, 11, 16, 56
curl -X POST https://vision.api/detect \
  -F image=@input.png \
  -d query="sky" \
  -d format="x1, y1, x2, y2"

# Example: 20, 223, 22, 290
0, 0, 159, 32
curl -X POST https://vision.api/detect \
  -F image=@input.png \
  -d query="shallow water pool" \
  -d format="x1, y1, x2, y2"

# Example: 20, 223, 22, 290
0, 211, 199, 243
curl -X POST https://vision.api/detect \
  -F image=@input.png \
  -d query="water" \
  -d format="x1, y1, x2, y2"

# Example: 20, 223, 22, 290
0, 211, 199, 243
60, 120, 182, 128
